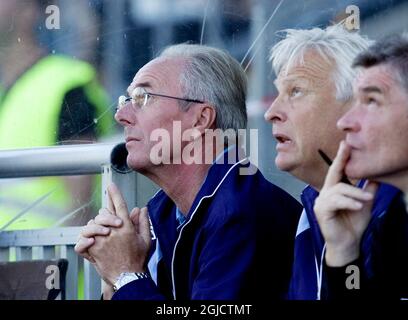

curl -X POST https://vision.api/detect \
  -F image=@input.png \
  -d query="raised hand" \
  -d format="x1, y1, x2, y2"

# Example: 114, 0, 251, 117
314, 141, 378, 266
75, 183, 151, 286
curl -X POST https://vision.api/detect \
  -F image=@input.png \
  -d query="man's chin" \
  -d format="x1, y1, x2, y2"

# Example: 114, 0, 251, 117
275, 156, 296, 173
344, 163, 365, 180
126, 157, 149, 172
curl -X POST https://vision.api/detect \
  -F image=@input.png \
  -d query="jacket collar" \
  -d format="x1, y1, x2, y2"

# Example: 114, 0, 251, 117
185, 146, 247, 219
300, 185, 324, 257
147, 145, 247, 227
299, 182, 402, 259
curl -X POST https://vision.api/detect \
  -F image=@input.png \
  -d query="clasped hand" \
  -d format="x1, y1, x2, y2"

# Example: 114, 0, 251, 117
75, 183, 152, 286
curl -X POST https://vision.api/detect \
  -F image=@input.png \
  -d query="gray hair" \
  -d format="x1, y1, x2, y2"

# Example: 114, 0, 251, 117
353, 33, 408, 94
270, 25, 373, 102
159, 44, 248, 131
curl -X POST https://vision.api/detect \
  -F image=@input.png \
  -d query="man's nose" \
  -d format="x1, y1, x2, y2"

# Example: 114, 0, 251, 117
264, 97, 287, 123
115, 104, 136, 127
337, 105, 361, 133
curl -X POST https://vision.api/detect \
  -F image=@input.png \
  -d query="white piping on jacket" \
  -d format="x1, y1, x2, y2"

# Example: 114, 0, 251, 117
316, 244, 326, 300
170, 158, 248, 299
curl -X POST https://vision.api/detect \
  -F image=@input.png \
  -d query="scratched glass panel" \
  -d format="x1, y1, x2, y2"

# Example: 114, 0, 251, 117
0, 0, 406, 231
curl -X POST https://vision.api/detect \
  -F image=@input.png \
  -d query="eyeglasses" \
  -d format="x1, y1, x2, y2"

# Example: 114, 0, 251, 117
117, 87, 204, 110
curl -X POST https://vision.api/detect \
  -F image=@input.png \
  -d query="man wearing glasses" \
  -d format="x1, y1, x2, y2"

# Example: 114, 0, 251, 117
75, 44, 302, 300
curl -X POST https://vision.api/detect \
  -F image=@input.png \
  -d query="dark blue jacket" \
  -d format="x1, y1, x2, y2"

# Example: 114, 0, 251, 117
288, 182, 405, 300
112, 153, 301, 300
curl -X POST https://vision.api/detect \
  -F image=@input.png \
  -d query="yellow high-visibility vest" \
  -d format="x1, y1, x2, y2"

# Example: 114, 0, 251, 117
0, 55, 113, 230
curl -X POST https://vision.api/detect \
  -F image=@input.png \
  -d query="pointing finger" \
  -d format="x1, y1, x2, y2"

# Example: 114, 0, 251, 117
324, 141, 351, 188
107, 183, 131, 223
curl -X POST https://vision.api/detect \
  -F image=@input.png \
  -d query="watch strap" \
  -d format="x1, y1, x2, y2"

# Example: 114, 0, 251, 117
113, 272, 150, 292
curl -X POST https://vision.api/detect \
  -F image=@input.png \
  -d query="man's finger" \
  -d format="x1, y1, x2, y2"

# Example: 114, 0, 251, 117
107, 183, 130, 222
106, 185, 116, 215
129, 207, 141, 232
75, 237, 95, 256
330, 194, 364, 212
98, 208, 114, 216
95, 212, 123, 227
324, 141, 351, 187
139, 207, 152, 244
315, 193, 364, 214
333, 183, 374, 202
81, 251, 96, 264
80, 224, 111, 238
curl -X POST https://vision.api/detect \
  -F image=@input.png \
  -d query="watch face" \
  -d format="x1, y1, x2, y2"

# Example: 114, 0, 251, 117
115, 272, 149, 291
119, 273, 137, 286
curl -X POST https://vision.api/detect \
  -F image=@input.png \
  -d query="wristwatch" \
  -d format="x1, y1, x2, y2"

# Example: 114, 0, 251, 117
113, 272, 150, 292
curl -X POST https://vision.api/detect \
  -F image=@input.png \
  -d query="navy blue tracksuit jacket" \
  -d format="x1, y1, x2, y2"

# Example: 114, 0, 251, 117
289, 182, 407, 299
112, 153, 301, 300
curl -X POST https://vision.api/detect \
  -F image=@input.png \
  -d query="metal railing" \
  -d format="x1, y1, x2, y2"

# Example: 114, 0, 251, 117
0, 142, 157, 299
0, 143, 116, 178
0, 226, 88, 299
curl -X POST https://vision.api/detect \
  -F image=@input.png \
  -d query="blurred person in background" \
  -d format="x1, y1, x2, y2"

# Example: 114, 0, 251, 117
0, 0, 114, 230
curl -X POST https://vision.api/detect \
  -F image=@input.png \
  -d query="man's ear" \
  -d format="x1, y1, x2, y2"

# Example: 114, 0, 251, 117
191, 104, 216, 133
